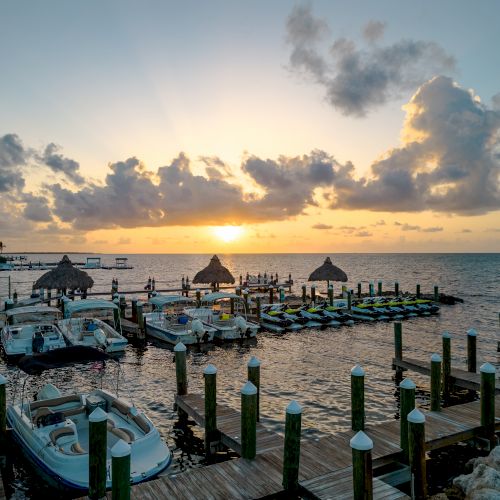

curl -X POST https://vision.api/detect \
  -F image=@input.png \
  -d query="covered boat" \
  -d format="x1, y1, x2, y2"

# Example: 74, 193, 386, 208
1, 306, 67, 358
57, 300, 127, 353
7, 346, 171, 491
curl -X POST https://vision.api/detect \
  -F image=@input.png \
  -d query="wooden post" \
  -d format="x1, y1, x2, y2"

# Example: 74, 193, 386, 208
89, 407, 108, 500
196, 289, 201, 307
467, 328, 477, 373
111, 440, 131, 500
408, 409, 427, 500
136, 302, 144, 335
480, 362, 496, 445
241, 381, 257, 459
119, 295, 126, 319
369, 282, 374, 297
230, 297, 235, 314
113, 298, 121, 331
347, 290, 352, 311
302, 284, 307, 303
350, 431, 374, 500
395, 281, 399, 296
256, 296, 261, 322
4, 299, 13, 311
377, 280, 382, 296
431, 353, 441, 411
131, 297, 138, 323
394, 322, 403, 362
174, 342, 187, 396
351, 365, 365, 431
310, 284, 316, 304
433, 285, 439, 302
47, 289, 52, 305
416, 283, 421, 299
247, 356, 261, 422
279, 286, 285, 303
357, 282, 361, 298
328, 285, 333, 306
269, 286, 274, 305
442, 332, 452, 400
204, 364, 217, 454
399, 378, 416, 463
235, 286, 241, 297
242, 289, 249, 312
282, 401, 302, 491
0, 374, 6, 437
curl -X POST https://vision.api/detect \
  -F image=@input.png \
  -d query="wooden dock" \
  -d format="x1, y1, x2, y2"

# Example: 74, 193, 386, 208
120, 393, 500, 499
392, 356, 500, 394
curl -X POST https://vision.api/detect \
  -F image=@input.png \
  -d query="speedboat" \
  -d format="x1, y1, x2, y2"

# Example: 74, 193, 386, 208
7, 346, 171, 492
57, 300, 128, 353
1, 306, 67, 358
184, 292, 260, 340
145, 294, 216, 345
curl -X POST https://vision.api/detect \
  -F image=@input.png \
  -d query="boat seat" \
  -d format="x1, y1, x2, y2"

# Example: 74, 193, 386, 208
110, 400, 151, 434
32, 407, 54, 424
50, 427, 75, 445
111, 399, 132, 416
62, 405, 86, 418
132, 414, 151, 434
70, 442, 86, 455
31, 394, 81, 411
110, 427, 135, 443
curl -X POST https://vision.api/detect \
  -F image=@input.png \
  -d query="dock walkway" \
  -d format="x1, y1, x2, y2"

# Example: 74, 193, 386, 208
124, 394, 500, 499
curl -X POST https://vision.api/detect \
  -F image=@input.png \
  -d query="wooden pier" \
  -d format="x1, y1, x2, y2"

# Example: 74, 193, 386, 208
119, 391, 499, 499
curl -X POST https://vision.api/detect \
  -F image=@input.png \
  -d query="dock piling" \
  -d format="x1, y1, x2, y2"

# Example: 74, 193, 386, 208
351, 365, 365, 431
369, 281, 374, 297
311, 285, 316, 304
174, 342, 188, 396
442, 332, 452, 400
434, 285, 439, 302
247, 356, 261, 422
89, 407, 108, 500
111, 440, 131, 500
431, 353, 442, 411
399, 378, 416, 463
377, 280, 382, 296
416, 284, 421, 299
357, 282, 361, 298
467, 329, 477, 373
328, 285, 333, 306
136, 302, 145, 340
347, 290, 352, 311
241, 381, 257, 459
302, 285, 307, 303
230, 297, 235, 314
196, 289, 201, 307
395, 281, 399, 296
0, 375, 6, 437
204, 364, 218, 454
282, 401, 302, 492
350, 431, 374, 500
480, 362, 496, 445
131, 297, 138, 323
408, 409, 427, 499
394, 322, 403, 382
269, 286, 274, 305
256, 296, 261, 321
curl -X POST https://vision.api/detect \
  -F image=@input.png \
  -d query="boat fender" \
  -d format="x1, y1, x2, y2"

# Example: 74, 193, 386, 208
93, 328, 107, 346
191, 319, 204, 338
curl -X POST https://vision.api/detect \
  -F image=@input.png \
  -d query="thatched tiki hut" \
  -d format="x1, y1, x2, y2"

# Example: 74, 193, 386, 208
34, 255, 94, 298
193, 255, 235, 291
308, 256, 348, 287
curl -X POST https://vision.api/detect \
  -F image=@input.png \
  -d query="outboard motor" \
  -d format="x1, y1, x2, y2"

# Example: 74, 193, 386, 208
234, 316, 247, 338
191, 318, 205, 342
32, 331, 45, 353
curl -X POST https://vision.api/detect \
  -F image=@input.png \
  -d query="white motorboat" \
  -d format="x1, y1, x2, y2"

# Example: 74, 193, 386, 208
1, 306, 67, 358
7, 346, 171, 492
184, 292, 260, 340
57, 300, 127, 353
145, 294, 216, 345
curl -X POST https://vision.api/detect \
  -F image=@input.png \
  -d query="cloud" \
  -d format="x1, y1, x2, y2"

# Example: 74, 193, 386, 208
401, 223, 420, 231
461, 229, 472, 233
332, 76, 500, 214
395, 222, 443, 232
312, 223, 332, 229
362, 21, 386, 43
22, 193, 52, 222
286, 4, 455, 116
40, 143, 85, 184
421, 226, 443, 233
371, 219, 386, 226
0, 134, 28, 192
355, 230, 372, 237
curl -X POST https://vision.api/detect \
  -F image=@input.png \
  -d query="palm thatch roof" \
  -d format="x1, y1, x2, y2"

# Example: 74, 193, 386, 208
308, 257, 348, 283
34, 255, 94, 290
193, 255, 235, 284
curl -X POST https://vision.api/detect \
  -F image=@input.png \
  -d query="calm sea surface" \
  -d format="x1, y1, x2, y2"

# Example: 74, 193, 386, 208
0, 253, 499, 497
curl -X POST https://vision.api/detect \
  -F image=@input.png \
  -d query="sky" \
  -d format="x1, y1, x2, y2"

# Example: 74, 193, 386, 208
1, 0, 500, 253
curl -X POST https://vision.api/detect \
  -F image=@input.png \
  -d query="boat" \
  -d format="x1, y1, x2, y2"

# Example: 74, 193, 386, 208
82, 257, 102, 269
7, 346, 171, 492
57, 300, 128, 353
184, 292, 260, 340
144, 294, 216, 345
1, 306, 67, 358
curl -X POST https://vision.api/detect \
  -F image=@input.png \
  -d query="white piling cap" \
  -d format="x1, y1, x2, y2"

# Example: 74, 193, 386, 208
407, 408, 425, 424
369, 281, 374, 285
286, 400, 302, 415
196, 288, 200, 292
480, 362, 496, 374
400, 378, 416, 390
350, 431, 373, 451
113, 298, 120, 304
467, 328, 477, 337
0, 374, 7, 385
137, 301, 143, 307
204, 364, 217, 375
174, 342, 187, 352
5, 299, 13, 304
111, 439, 131, 458
243, 289, 249, 294
311, 284, 316, 288
241, 381, 257, 395
442, 331, 451, 339
89, 407, 108, 422
351, 364, 365, 377
248, 356, 261, 368
378, 280, 382, 284
431, 353, 441, 362
328, 284, 333, 289
132, 296, 138, 301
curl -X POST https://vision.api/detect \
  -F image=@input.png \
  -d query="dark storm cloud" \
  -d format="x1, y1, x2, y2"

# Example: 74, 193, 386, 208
332, 77, 500, 214
22, 193, 52, 222
0, 133, 28, 192
40, 143, 85, 185
286, 4, 455, 116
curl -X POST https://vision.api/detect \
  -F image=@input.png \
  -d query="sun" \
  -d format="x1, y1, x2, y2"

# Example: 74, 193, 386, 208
212, 225, 244, 242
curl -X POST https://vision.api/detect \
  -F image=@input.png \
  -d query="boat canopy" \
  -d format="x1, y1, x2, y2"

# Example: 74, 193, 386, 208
64, 299, 118, 318
18, 346, 111, 374
149, 294, 195, 309
6, 305, 61, 317
202, 292, 241, 302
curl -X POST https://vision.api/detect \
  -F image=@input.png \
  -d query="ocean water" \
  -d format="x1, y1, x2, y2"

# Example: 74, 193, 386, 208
0, 253, 499, 497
